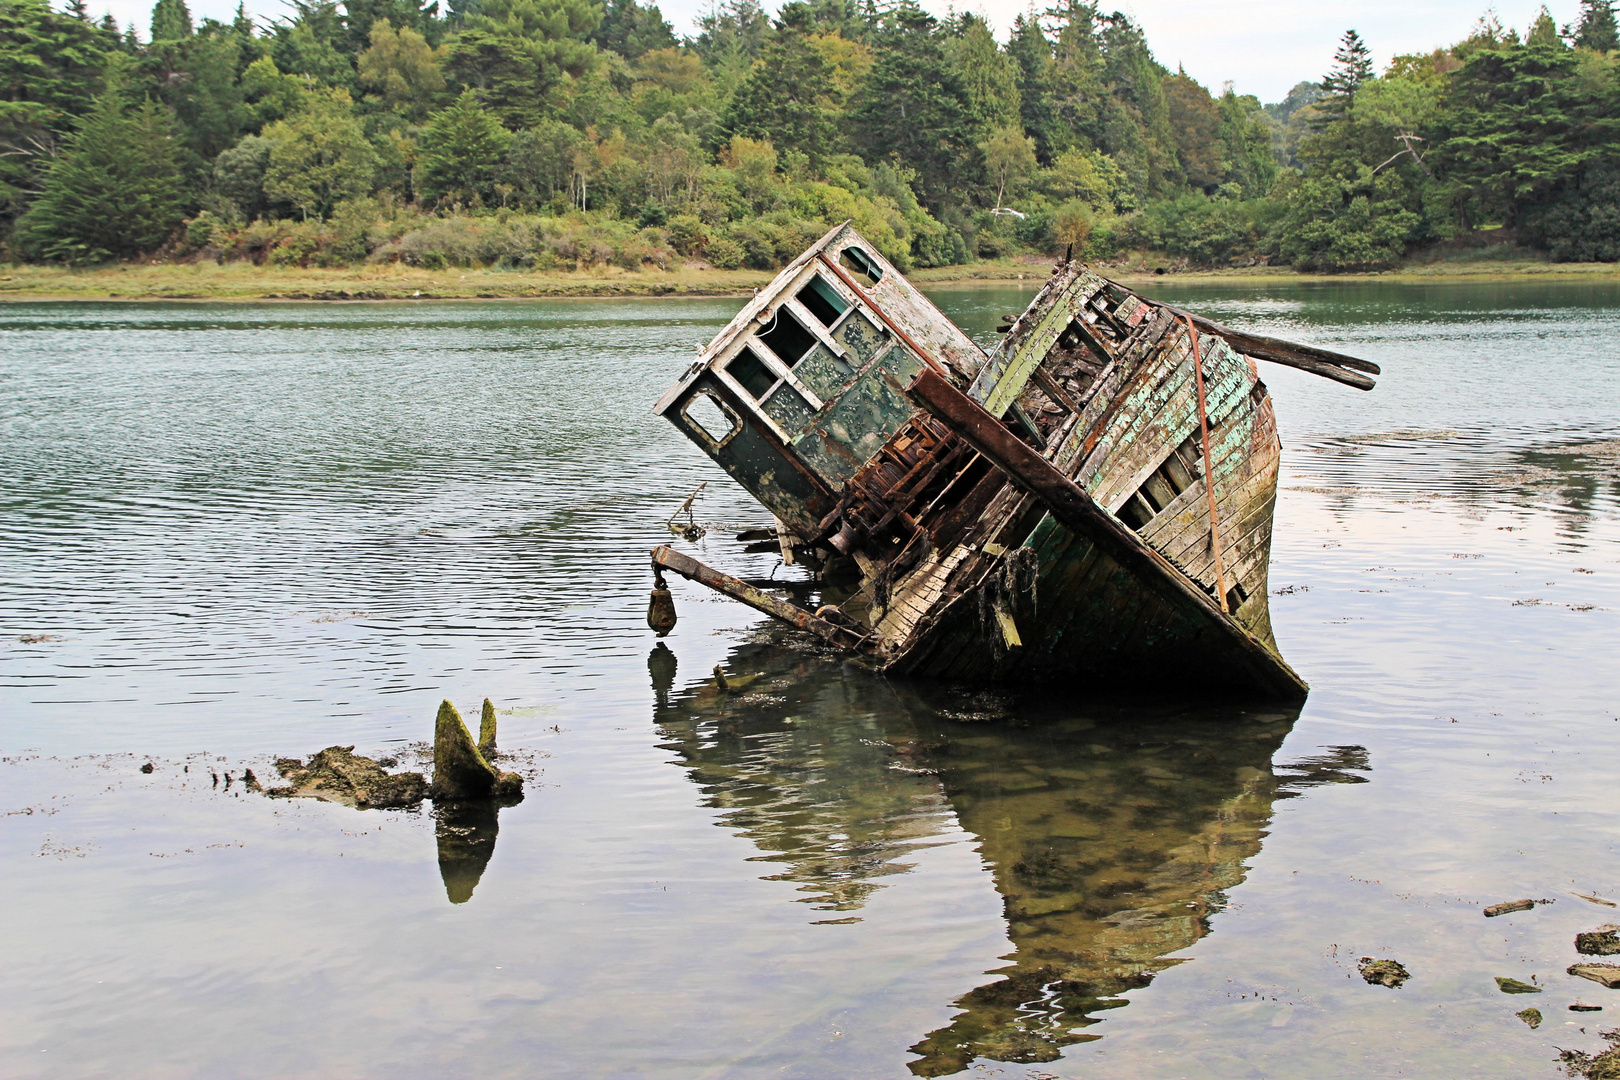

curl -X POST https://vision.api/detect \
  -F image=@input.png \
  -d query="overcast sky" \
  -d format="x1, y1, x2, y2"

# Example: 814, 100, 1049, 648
97, 0, 1570, 104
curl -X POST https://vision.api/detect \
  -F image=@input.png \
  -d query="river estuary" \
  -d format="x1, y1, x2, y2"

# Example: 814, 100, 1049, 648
3, 279, 1618, 1078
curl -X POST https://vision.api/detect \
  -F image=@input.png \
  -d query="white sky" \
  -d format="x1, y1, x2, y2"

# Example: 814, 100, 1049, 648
96, 0, 1569, 103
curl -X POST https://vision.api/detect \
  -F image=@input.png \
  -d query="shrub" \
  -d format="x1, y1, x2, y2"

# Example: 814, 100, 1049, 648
705, 235, 744, 269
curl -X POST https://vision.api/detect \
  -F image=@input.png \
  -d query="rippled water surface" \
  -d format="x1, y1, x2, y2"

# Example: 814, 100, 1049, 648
3, 280, 1619, 1078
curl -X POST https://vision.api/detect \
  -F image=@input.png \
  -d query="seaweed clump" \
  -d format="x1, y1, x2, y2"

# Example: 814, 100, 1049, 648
1358, 957, 1410, 988
1561, 1029, 1620, 1080
268, 746, 427, 808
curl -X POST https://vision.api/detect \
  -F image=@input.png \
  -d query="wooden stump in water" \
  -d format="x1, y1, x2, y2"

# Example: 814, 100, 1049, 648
433, 700, 523, 802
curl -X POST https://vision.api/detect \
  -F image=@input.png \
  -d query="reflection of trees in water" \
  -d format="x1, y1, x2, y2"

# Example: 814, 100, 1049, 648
653, 631, 1370, 1074
1294, 434, 1620, 535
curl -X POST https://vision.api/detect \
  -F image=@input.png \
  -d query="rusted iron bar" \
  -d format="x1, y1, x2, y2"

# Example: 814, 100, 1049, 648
650, 545, 868, 651
903, 368, 1308, 699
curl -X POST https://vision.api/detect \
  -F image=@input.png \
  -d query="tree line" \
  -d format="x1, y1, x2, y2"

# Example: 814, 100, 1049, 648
2, 0, 1618, 271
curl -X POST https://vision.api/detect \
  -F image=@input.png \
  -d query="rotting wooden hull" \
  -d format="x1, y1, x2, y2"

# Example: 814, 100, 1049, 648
652, 227, 1376, 699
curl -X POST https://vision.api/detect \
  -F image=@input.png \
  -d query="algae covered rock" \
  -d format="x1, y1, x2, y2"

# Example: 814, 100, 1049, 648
432, 699, 523, 803
479, 698, 498, 757
1495, 976, 1542, 994
267, 746, 426, 808
1516, 1006, 1542, 1029
1358, 957, 1410, 988
1569, 963, 1620, 989
1578, 925, 1620, 956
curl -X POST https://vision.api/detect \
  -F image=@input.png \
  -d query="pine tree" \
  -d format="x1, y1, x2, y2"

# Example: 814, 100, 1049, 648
1316, 29, 1374, 125
415, 89, 512, 205
149, 0, 193, 41
1573, 0, 1619, 51
16, 74, 187, 262
723, 2, 841, 166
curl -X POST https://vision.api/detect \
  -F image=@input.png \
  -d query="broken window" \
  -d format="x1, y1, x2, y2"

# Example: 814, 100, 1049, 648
726, 347, 777, 399
796, 275, 848, 327
839, 246, 882, 287
683, 391, 740, 447
758, 305, 817, 367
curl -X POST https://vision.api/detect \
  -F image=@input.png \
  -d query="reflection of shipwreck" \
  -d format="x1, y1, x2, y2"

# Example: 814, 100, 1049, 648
651, 636, 1370, 1073
650, 224, 1379, 697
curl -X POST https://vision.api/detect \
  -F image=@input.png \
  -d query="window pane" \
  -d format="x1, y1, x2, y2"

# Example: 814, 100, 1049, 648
796, 277, 847, 327
727, 348, 777, 399
684, 392, 738, 444
758, 306, 816, 367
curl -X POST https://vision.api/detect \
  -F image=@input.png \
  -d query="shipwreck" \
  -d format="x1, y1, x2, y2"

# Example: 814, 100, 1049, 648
648, 223, 1378, 698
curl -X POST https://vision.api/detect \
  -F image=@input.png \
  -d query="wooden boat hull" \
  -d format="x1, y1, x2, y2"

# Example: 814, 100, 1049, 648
651, 226, 1374, 699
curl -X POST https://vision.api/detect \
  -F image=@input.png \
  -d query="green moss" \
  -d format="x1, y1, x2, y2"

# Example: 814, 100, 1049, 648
479, 697, 498, 757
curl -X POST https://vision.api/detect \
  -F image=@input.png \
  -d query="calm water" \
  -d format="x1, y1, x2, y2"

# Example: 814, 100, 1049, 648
2, 280, 1618, 1078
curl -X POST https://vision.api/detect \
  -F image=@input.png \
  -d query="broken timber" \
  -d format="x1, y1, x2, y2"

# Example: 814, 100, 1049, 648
650, 221, 1378, 698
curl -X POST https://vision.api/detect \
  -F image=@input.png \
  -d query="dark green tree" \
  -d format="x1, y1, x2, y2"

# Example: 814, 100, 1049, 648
1434, 36, 1610, 229
850, 0, 973, 209
1571, 0, 1618, 51
16, 70, 187, 261
591, 0, 676, 58
445, 0, 601, 128
149, 0, 193, 41
724, 3, 841, 166
1315, 29, 1374, 124
270, 1, 356, 89
416, 88, 513, 203
0, 0, 116, 226
693, 0, 770, 64
1006, 12, 1054, 161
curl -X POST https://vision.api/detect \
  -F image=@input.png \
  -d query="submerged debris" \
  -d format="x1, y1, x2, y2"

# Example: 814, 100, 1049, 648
139, 761, 154, 774
1497, 976, 1543, 994
1358, 957, 1410, 988
268, 746, 427, 808
1576, 891, 1619, 909
1485, 898, 1537, 917
1560, 1029, 1620, 1080
1579, 926, 1620, 956
1516, 1006, 1543, 1029
1570, 964, 1620, 989
1572, 1002, 1605, 1012
431, 700, 523, 803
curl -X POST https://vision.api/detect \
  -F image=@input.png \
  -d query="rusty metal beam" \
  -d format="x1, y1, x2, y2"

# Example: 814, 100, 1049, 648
903, 367, 1309, 699
650, 545, 869, 651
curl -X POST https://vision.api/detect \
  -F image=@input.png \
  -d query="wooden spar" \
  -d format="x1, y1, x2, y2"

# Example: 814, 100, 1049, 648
651, 545, 869, 650
903, 367, 1308, 699
1117, 285, 1380, 390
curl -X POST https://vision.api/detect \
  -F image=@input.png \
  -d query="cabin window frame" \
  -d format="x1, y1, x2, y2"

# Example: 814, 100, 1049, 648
678, 386, 744, 451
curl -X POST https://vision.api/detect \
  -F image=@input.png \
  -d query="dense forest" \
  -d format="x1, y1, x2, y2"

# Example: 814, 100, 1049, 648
2, 0, 1619, 272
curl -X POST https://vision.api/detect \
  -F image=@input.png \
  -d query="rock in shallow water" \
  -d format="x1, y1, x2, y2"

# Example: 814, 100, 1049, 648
268, 746, 427, 808
1577, 925, 1620, 956
1358, 957, 1410, 988
431, 699, 523, 803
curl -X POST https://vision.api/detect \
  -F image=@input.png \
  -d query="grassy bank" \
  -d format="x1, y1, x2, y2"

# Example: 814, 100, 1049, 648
2, 256, 1618, 302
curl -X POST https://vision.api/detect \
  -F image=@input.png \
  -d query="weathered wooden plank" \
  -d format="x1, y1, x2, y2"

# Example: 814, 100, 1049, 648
972, 266, 1106, 417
